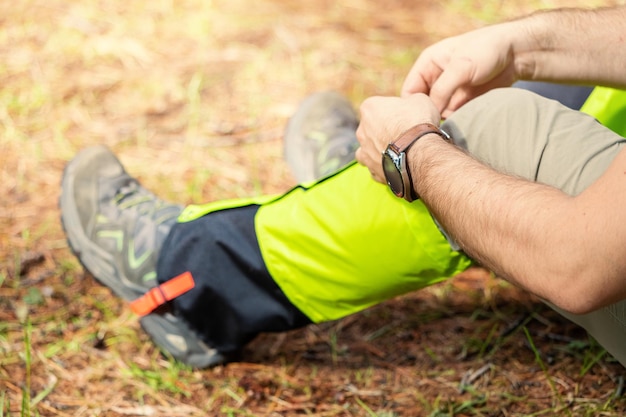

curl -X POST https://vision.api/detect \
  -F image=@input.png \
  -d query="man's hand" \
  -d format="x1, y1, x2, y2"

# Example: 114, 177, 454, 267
401, 24, 520, 118
355, 94, 441, 183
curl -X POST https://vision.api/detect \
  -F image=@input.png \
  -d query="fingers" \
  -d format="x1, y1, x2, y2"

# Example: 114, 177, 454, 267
355, 94, 441, 184
430, 57, 475, 111
400, 45, 445, 97
354, 99, 389, 184
401, 28, 516, 114
401, 63, 436, 97
402, 59, 473, 114
354, 117, 385, 184
355, 147, 385, 184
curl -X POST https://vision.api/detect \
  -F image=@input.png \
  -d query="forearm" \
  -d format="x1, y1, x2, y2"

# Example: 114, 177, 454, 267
513, 6, 626, 87
408, 135, 603, 312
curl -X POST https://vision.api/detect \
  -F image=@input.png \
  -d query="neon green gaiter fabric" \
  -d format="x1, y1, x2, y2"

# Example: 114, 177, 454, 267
255, 163, 471, 323
580, 87, 626, 137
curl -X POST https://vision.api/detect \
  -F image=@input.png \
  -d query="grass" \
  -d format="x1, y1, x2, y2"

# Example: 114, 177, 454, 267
2, 0, 626, 415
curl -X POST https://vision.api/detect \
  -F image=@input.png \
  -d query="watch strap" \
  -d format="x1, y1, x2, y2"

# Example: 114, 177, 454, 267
389, 123, 450, 153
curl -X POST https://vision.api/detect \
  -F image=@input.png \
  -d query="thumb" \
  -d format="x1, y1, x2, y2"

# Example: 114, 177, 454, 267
427, 57, 474, 114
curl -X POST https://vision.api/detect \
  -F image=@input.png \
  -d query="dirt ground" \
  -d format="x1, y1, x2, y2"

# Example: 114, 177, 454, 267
2, 0, 626, 416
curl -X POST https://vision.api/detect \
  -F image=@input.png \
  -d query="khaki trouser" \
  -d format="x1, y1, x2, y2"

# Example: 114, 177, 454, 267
445, 88, 626, 366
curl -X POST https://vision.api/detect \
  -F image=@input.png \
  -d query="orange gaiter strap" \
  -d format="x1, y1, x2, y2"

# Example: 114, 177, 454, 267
130, 271, 195, 316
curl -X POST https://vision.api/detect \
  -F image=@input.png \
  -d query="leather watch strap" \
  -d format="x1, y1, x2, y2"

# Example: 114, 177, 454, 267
389, 123, 449, 153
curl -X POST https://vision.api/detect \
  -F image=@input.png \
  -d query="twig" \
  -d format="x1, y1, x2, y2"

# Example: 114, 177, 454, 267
613, 375, 624, 399
459, 363, 493, 393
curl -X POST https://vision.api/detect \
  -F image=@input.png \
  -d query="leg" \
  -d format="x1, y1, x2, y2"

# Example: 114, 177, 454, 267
158, 163, 471, 353
155, 93, 473, 358
443, 87, 626, 366
61, 95, 472, 366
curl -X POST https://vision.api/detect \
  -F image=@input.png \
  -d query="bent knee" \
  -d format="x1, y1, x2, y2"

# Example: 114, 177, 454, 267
443, 88, 566, 179
443, 88, 546, 149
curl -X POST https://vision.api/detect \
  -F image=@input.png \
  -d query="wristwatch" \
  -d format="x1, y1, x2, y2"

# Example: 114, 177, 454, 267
382, 123, 451, 202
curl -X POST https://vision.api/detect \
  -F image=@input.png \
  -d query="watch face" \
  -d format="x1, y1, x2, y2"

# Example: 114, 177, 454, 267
382, 151, 404, 197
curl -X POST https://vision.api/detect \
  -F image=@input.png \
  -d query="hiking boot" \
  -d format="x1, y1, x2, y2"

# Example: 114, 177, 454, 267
60, 145, 224, 368
284, 91, 359, 183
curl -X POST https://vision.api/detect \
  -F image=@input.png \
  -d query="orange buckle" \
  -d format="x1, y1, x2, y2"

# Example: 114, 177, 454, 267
129, 271, 195, 316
